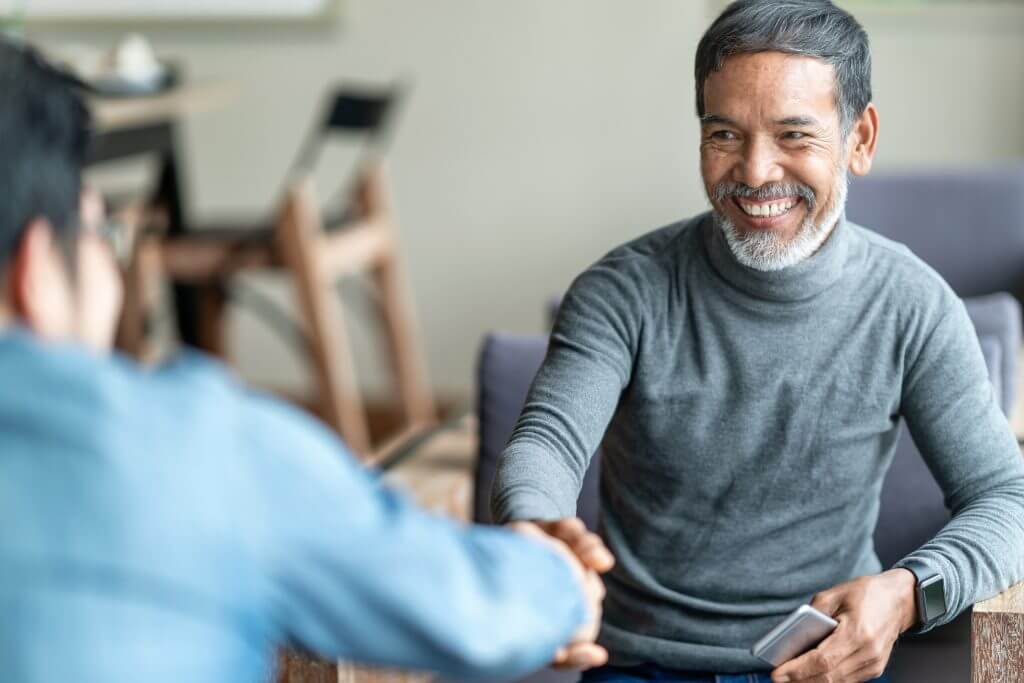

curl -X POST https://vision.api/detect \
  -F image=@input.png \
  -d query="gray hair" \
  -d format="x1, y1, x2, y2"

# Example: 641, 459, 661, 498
695, 0, 871, 135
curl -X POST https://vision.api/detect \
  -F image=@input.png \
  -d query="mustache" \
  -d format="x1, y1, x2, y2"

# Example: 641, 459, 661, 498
712, 181, 816, 209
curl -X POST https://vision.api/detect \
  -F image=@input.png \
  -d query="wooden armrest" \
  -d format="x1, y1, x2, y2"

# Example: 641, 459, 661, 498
971, 581, 1024, 681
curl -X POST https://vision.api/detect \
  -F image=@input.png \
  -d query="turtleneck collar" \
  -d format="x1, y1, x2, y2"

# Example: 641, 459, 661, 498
701, 212, 851, 303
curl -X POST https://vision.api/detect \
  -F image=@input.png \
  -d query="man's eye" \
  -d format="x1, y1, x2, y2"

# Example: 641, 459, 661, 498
711, 130, 737, 141
783, 131, 807, 140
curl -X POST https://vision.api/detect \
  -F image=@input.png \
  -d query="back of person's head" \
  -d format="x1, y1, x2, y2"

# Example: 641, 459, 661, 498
0, 38, 90, 272
0, 40, 122, 352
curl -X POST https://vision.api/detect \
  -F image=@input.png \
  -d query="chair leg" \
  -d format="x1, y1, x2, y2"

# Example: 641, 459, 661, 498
277, 181, 372, 457
356, 164, 436, 428
372, 253, 436, 428
197, 283, 229, 359
116, 237, 162, 360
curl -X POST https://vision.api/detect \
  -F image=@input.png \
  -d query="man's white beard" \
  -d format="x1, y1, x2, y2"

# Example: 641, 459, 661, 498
716, 172, 848, 272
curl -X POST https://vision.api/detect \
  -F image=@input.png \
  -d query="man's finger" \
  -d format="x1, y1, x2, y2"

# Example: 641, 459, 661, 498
809, 589, 841, 617
585, 570, 606, 598
771, 623, 858, 680
825, 641, 891, 683
546, 518, 588, 545
572, 534, 616, 572
551, 643, 608, 670
547, 518, 615, 573
776, 644, 887, 683
516, 518, 615, 572
844, 659, 889, 683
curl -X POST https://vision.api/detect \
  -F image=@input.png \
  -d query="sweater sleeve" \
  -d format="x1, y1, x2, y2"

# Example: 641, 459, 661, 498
895, 296, 1024, 629
491, 261, 641, 524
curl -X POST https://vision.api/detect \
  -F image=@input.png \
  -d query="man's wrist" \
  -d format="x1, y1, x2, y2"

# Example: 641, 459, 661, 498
891, 567, 919, 632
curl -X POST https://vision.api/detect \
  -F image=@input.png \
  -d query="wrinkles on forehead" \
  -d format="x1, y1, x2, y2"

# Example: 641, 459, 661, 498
703, 52, 841, 138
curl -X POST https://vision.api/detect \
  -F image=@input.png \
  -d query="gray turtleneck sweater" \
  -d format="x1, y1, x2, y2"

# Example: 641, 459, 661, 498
491, 213, 1024, 673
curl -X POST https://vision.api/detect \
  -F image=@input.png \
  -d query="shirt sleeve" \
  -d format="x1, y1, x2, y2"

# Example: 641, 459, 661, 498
240, 393, 587, 680
491, 262, 640, 524
896, 296, 1024, 630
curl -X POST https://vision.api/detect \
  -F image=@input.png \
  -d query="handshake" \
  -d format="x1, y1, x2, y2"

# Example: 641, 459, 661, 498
509, 518, 616, 671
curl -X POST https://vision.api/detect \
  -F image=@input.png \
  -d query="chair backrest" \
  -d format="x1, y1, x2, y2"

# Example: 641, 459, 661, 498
289, 84, 406, 179
847, 166, 1024, 302
281, 83, 408, 232
474, 294, 1020, 569
475, 334, 601, 529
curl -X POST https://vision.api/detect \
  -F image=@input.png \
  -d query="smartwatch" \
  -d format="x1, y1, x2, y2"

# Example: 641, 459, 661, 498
905, 561, 948, 627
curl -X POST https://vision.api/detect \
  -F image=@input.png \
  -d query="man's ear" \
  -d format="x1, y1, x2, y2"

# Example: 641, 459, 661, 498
12, 219, 51, 319
848, 103, 879, 177
11, 218, 74, 338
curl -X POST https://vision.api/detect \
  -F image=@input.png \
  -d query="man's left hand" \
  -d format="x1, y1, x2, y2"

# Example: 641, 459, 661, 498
771, 568, 918, 683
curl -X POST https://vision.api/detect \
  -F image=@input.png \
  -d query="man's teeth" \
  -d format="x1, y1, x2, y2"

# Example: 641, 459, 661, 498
738, 199, 797, 217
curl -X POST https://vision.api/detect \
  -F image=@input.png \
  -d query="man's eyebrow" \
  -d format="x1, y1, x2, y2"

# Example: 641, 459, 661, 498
776, 115, 819, 127
700, 113, 738, 127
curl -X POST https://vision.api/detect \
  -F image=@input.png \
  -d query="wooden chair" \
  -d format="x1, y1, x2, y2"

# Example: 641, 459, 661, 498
116, 83, 436, 462
276, 164, 437, 459
118, 162, 437, 463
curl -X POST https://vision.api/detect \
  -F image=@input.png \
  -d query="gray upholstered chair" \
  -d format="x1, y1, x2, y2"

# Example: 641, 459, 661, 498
847, 165, 1024, 304
474, 293, 1021, 683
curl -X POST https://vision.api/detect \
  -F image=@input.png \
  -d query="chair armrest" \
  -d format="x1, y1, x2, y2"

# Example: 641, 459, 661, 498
971, 582, 1024, 681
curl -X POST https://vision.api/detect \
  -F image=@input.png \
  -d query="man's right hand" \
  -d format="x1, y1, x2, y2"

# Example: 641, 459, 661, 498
518, 518, 616, 573
509, 518, 616, 670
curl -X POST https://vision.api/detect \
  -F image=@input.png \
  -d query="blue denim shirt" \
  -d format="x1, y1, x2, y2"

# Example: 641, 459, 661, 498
0, 330, 585, 683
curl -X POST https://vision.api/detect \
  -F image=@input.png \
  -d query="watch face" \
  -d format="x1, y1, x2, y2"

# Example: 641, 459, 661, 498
921, 576, 947, 622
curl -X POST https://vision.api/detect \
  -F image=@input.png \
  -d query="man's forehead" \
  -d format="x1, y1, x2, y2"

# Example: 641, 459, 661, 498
701, 112, 824, 129
702, 51, 839, 124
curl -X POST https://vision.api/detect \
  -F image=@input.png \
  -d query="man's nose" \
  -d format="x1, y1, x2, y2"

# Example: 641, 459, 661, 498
733, 136, 784, 188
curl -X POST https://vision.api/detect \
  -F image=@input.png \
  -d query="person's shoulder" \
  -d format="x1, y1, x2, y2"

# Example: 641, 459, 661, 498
849, 221, 959, 319
146, 349, 241, 400
600, 214, 703, 266
572, 214, 705, 292
0, 337, 248, 475
850, 222, 947, 288
121, 350, 362, 513
0, 334, 167, 420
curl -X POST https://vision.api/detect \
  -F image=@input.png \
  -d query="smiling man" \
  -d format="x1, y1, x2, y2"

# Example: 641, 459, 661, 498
492, 2, 1024, 682
702, 52, 857, 273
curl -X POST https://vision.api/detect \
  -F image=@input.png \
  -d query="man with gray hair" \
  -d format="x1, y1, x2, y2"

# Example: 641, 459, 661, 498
492, 1, 1024, 682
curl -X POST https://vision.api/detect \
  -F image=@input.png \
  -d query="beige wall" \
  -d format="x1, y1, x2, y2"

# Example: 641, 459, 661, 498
33, 1, 1024, 400
861, 8, 1024, 168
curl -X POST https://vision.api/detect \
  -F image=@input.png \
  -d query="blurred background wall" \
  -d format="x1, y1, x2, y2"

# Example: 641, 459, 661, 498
28, 0, 1024, 403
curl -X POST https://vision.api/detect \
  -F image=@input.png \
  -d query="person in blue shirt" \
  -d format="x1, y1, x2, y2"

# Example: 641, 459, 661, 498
0, 39, 614, 683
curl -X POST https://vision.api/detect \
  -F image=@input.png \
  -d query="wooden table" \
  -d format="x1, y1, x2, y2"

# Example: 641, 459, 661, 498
973, 582, 1024, 681
90, 82, 236, 132
968, 353, 1024, 681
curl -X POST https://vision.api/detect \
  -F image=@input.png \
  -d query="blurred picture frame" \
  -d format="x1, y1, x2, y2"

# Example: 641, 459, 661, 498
2, 0, 341, 24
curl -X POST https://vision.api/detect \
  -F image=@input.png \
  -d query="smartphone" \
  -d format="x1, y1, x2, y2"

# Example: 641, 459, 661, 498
750, 604, 838, 667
